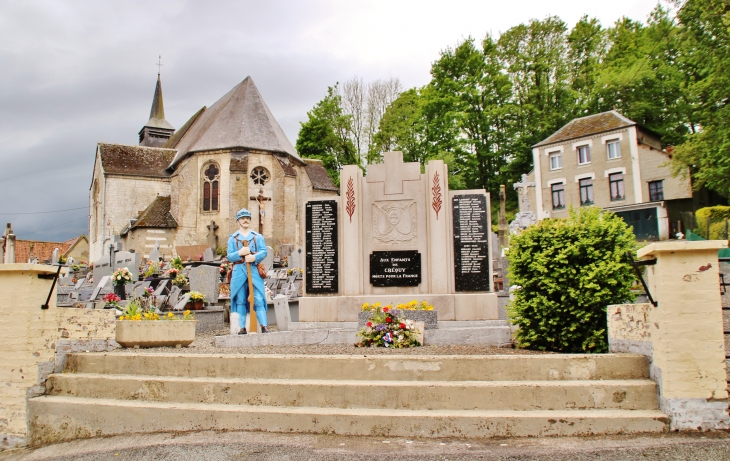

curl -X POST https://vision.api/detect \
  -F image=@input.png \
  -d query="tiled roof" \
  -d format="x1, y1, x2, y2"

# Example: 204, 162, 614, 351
277, 156, 297, 177
132, 196, 177, 229
229, 154, 248, 172
304, 160, 338, 192
99, 143, 176, 177
534, 111, 635, 147
14, 238, 77, 263
168, 77, 302, 168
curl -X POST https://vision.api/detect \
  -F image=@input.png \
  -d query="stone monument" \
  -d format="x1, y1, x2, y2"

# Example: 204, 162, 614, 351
299, 151, 496, 322
509, 174, 537, 235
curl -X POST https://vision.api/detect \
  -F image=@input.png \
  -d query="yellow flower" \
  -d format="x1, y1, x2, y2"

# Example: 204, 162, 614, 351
184, 310, 190, 316
167, 312, 174, 318
373, 302, 381, 308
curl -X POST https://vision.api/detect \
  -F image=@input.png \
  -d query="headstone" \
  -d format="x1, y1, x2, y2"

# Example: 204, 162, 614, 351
51, 248, 59, 265
153, 279, 169, 296
74, 277, 86, 289
89, 276, 111, 302
498, 185, 509, 250
202, 247, 215, 262
173, 293, 191, 311
206, 220, 219, 251
289, 248, 302, 270
514, 174, 536, 213
273, 294, 291, 331
370, 251, 421, 287
452, 193, 490, 291
305, 200, 338, 293
93, 251, 140, 283
262, 246, 274, 271
148, 240, 160, 262
58, 267, 74, 286
133, 281, 151, 297
510, 175, 537, 235
167, 285, 181, 307
189, 265, 220, 303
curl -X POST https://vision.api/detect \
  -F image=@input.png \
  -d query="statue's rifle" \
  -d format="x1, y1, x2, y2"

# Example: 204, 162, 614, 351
243, 240, 258, 332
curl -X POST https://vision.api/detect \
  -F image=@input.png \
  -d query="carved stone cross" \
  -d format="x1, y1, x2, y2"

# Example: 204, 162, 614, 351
249, 189, 271, 234
366, 151, 421, 195
513, 173, 536, 213
206, 220, 219, 251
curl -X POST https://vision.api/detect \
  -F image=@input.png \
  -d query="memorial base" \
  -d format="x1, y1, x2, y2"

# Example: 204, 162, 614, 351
299, 293, 498, 322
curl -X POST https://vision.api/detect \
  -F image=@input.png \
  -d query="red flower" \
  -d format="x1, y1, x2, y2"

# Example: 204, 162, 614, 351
366, 322, 373, 327
399, 323, 406, 329
383, 307, 389, 313
386, 317, 392, 323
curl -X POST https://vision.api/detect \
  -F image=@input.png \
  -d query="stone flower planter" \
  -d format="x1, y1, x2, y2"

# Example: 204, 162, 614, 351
116, 320, 197, 348
358, 310, 438, 330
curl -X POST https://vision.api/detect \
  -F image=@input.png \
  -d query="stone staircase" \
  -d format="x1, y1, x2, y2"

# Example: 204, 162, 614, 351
27, 353, 669, 445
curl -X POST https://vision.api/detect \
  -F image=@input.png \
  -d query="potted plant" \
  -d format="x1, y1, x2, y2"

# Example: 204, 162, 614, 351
102, 293, 121, 310
172, 274, 189, 290
112, 267, 133, 300
188, 291, 205, 310
116, 301, 197, 348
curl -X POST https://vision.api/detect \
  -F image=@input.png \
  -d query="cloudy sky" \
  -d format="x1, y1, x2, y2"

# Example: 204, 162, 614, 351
0, 0, 663, 242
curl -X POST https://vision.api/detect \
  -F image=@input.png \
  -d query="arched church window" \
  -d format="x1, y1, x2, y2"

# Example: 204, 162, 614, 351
250, 166, 269, 186
202, 163, 220, 212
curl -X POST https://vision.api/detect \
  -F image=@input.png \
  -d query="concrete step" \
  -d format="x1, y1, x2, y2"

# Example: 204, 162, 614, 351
65, 353, 650, 381
27, 396, 669, 445
215, 324, 512, 347
287, 320, 510, 330
46, 373, 659, 411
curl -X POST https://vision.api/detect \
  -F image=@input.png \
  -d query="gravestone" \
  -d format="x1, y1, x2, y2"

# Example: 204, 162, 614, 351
167, 285, 181, 308
133, 281, 151, 297
93, 251, 140, 282
273, 294, 291, 331
51, 248, 59, 265
148, 240, 160, 262
262, 246, 274, 271
452, 193, 490, 291
58, 268, 74, 286
510, 174, 537, 234
153, 279, 169, 296
206, 220, 219, 251
305, 200, 338, 293
289, 248, 302, 270
202, 247, 215, 262
89, 276, 111, 302
173, 293, 191, 311
189, 265, 220, 303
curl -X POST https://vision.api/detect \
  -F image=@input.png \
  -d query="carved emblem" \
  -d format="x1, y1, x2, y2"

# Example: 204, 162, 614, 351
432, 171, 442, 220
346, 177, 356, 223
372, 200, 417, 243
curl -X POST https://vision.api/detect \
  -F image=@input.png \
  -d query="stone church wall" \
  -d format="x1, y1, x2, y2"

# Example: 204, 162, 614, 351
89, 156, 106, 260
124, 228, 176, 259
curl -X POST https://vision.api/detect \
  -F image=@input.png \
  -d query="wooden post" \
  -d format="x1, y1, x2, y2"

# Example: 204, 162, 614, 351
244, 240, 257, 332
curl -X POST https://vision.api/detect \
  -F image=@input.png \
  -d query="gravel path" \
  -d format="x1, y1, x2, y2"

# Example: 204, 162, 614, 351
103, 328, 549, 356
2, 431, 730, 461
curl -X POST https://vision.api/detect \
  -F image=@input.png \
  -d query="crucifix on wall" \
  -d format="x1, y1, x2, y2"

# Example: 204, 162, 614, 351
249, 189, 271, 234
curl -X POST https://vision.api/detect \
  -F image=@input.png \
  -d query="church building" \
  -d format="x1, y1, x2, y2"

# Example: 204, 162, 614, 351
88, 75, 338, 261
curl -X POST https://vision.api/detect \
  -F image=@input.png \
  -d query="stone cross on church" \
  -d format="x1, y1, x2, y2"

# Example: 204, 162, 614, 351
366, 151, 421, 195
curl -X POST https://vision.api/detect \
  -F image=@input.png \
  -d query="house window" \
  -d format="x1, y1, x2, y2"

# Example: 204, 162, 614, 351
606, 140, 621, 159
549, 153, 562, 170
579, 178, 594, 205
251, 166, 269, 186
202, 163, 220, 212
551, 183, 565, 209
649, 180, 664, 201
577, 145, 591, 165
609, 173, 625, 201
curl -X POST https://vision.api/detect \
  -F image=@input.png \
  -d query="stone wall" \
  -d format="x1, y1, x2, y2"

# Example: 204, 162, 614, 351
124, 228, 176, 259
607, 303, 654, 357
0, 264, 117, 449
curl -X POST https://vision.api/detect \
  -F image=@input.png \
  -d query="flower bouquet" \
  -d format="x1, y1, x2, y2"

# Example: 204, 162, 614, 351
102, 293, 121, 309
112, 267, 133, 286
356, 305, 421, 348
167, 268, 181, 278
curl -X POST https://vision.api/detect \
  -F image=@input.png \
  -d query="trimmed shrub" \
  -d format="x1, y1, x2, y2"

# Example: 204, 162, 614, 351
507, 207, 636, 353
695, 206, 730, 240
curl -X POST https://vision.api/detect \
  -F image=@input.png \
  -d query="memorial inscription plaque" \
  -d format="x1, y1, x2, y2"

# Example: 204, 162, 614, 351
452, 194, 490, 291
305, 200, 339, 293
370, 250, 421, 287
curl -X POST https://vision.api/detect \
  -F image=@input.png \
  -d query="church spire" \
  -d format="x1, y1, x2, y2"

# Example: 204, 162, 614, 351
139, 64, 175, 147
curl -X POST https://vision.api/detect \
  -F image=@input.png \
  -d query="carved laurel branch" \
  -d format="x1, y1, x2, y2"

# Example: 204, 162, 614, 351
432, 172, 442, 220
346, 177, 356, 223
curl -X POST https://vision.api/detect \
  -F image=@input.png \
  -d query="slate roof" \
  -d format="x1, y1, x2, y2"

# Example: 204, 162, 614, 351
168, 77, 301, 168
143, 75, 174, 130
161, 107, 206, 149
304, 160, 338, 192
131, 196, 177, 229
277, 156, 297, 177
98, 143, 176, 177
534, 111, 635, 147
229, 154, 248, 172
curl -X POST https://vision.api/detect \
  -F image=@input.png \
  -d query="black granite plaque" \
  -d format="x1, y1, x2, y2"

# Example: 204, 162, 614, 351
370, 251, 421, 287
305, 200, 338, 293
452, 194, 490, 291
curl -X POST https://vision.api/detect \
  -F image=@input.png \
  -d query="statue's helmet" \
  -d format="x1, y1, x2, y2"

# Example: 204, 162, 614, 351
236, 208, 252, 220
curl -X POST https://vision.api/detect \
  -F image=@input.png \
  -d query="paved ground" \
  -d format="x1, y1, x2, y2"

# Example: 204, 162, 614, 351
2, 430, 730, 460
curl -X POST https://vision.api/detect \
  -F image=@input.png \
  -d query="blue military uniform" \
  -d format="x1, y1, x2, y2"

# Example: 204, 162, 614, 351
227, 209, 268, 331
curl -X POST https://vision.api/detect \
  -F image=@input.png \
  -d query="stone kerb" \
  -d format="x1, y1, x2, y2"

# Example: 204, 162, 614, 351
0, 264, 117, 449
625, 241, 730, 431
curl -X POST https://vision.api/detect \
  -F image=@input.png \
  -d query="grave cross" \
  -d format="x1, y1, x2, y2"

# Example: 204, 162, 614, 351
513, 174, 536, 213
249, 189, 271, 234
366, 151, 421, 195
206, 220, 219, 251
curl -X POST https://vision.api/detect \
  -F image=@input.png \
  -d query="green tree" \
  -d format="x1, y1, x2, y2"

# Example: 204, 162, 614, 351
507, 207, 636, 352
296, 85, 357, 186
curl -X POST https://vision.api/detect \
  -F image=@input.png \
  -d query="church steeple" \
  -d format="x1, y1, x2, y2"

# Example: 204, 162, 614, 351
139, 72, 175, 147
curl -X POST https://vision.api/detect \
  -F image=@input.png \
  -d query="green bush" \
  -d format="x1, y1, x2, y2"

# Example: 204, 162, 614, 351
507, 207, 636, 353
695, 206, 730, 240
